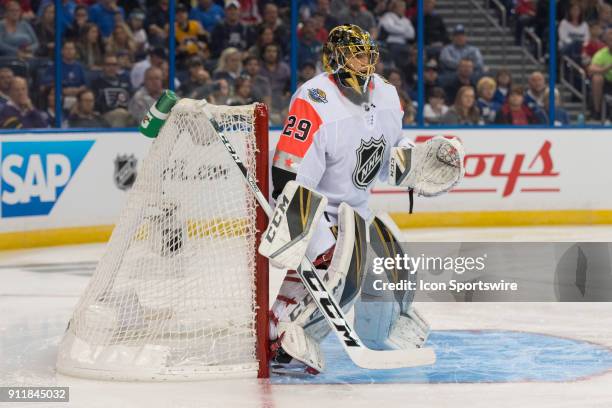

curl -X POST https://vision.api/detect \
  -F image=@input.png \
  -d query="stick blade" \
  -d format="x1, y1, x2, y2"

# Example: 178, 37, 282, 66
347, 346, 436, 369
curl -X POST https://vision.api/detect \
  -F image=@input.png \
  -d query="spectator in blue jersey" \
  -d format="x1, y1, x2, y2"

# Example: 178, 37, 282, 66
0, 0, 39, 59
540, 88, 570, 126
190, 0, 225, 33
88, 0, 125, 38
492, 69, 512, 106
42, 41, 87, 110
298, 18, 323, 67
210, 0, 254, 57
476, 76, 500, 124
523, 71, 546, 117
0, 77, 47, 129
439, 24, 484, 75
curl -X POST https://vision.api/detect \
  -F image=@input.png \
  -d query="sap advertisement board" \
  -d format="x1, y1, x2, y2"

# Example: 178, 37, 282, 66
0, 129, 610, 237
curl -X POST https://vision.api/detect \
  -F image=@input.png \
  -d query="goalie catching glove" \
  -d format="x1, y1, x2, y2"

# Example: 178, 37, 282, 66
389, 136, 465, 197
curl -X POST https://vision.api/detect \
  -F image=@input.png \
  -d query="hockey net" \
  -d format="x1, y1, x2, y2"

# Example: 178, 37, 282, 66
56, 99, 269, 380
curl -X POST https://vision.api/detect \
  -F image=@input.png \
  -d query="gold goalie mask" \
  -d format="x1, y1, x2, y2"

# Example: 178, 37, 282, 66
323, 24, 379, 95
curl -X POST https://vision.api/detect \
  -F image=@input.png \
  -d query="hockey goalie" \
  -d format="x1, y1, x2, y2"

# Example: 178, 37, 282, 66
260, 24, 465, 374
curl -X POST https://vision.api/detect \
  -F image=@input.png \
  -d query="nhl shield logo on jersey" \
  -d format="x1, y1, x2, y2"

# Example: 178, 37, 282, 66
307, 88, 328, 103
114, 154, 138, 190
352, 136, 386, 190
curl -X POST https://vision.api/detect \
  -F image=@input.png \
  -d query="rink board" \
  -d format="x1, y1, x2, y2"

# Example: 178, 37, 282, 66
1, 129, 612, 248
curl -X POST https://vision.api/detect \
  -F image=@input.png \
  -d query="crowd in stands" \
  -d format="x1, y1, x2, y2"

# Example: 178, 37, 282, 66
0, 0, 610, 129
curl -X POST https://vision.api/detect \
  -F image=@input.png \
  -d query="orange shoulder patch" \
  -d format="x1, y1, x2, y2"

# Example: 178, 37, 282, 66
276, 98, 323, 158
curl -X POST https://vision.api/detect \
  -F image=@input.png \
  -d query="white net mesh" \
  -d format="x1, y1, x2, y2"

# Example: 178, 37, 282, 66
57, 100, 265, 380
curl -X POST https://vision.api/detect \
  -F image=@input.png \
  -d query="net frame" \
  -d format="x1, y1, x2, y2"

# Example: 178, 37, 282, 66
56, 101, 269, 380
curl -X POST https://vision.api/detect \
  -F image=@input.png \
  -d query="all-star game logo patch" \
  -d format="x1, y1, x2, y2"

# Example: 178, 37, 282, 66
114, 154, 138, 190
307, 88, 328, 103
352, 136, 386, 190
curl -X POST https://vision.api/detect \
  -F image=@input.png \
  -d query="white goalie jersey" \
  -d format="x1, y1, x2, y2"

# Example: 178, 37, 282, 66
271, 72, 414, 223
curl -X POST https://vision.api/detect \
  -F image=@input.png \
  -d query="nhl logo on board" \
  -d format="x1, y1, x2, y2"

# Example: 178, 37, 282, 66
114, 154, 138, 190
352, 136, 386, 190
307, 88, 328, 103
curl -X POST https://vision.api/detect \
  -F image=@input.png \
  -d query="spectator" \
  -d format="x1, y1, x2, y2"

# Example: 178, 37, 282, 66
492, 69, 512, 105
424, 86, 448, 125
175, 3, 209, 67
208, 78, 230, 105
0, 76, 47, 129
210, 0, 254, 57
40, 86, 57, 127
496, 85, 540, 125
596, 3, 612, 29
179, 57, 212, 98
514, 0, 537, 45
64, 5, 89, 41
588, 27, 612, 119
582, 22, 605, 67
238, 0, 261, 25
213, 47, 242, 86
386, 67, 410, 96
297, 61, 317, 88
524, 70, 546, 115
67, 88, 109, 128
259, 43, 290, 121
0, 0, 39, 58
190, 0, 225, 33
130, 47, 166, 89
248, 26, 277, 60
37, 0, 77, 33
33, 3, 55, 58
128, 66, 163, 122
311, 12, 329, 43
424, 59, 441, 99
91, 54, 132, 125
298, 18, 323, 66
541, 88, 570, 126
144, 0, 168, 49
116, 50, 133, 76
337, 0, 377, 36
442, 58, 476, 104
379, 0, 414, 69
242, 55, 272, 106
398, 90, 415, 125
315, 0, 340, 32
228, 76, 255, 105
476, 76, 500, 124
0, 67, 14, 107
43, 41, 87, 110
128, 9, 148, 56
259, 3, 289, 54
559, 3, 589, 63
88, 0, 125, 38
441, 85, 481, 125
106, 22, 137, 57
419, 0, 449, 53
439, 24, 484, 74
77, 23, 105, 69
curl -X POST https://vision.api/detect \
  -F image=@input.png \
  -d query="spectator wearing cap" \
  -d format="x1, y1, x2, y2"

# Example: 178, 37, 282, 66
175, 3, 209, 68
423, 59, 441, 100
439, 24, 484, 75
67, 88, 109, 128
0, 67, 14, 107
441, 85, 482, 125
495, 85, 540, 125
210, 0, 255, 57
88, 0, 125, 38
91, 54, 132, 125
337, 0, 377, 37
476, 76, 500, 124
424, 87, 448, 125
190, 0, 225, 33
441, 58, 476, 105
589, 27, 612, 119
0, 76, 47, 129
128, 9, 148, 56
144, 0, 169, 49
129, 66, 163, 122
258, 3, 289, 55
0, 0, 39, 59
130, 47, 167, 89
64, 5, 89, 41
242, 55, 272, 107
298, 18, 323, 67
379, 0, 415, 68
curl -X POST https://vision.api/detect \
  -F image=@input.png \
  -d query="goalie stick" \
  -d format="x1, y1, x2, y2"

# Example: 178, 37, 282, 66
199, 101, 436, 370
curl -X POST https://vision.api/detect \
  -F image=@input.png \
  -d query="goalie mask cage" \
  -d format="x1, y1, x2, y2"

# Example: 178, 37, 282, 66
56, 100, 270, 380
